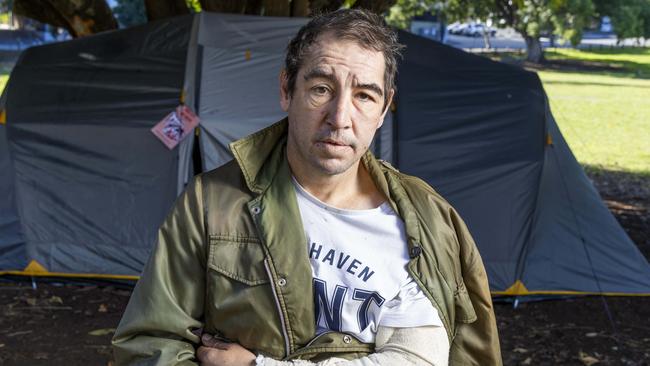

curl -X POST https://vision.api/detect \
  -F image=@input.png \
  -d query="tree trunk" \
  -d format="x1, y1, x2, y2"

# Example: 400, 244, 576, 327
352, 0, 396, 14
309, 0, 345, 14
259, 0, 291, 16
144, 0, 189, 22
291, 0, 310, 16
524, 35, 544, 63
482, 30, 491, 49
200, 0, 247, 13
13, 0, 118, 38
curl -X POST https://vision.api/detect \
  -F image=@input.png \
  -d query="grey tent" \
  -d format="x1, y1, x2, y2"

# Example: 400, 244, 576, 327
1, 12, 648, 295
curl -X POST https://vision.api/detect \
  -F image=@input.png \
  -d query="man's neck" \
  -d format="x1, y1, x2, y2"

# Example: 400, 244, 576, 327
290, 160, 385, 210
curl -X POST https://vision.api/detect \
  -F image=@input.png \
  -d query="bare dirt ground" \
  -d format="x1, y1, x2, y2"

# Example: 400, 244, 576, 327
0, 169, 647, 366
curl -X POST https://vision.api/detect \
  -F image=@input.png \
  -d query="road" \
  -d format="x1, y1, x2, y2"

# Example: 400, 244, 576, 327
445, 29, 648, 51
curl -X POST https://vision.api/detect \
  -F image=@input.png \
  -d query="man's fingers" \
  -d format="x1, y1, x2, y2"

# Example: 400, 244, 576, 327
197, 346, 226, 365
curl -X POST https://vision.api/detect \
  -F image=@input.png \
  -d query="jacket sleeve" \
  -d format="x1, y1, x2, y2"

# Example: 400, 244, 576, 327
261, 325, 449, 366
112, 175, 207, 366
448, 208, 502, 366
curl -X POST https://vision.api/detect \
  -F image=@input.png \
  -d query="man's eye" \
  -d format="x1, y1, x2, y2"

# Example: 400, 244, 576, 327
357, 92, 374, 102
313, 86, 329, 95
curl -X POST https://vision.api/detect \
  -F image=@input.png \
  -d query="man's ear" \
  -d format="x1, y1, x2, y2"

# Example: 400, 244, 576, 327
279, 70, 291, 112
377, 88, 395, 129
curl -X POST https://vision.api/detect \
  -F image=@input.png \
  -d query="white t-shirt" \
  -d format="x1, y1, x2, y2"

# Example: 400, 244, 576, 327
293, 178, 443, 343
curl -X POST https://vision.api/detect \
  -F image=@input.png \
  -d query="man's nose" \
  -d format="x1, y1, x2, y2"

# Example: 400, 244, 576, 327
326, 93, 352, 129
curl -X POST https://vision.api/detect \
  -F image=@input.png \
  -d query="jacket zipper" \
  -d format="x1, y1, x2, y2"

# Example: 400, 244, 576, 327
264, 258, 291, 356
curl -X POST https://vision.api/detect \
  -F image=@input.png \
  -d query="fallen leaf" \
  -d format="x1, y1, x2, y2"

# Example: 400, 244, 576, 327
0, 343, 5, 348
25, 297, 37, 306
49, 296, 63, 304
88, 328, 116, 336
98, 304, 108, 313
513, 347, 528, 354
579, 351, 600, 366
585, 332, 598, 338
522, 357, 532, 365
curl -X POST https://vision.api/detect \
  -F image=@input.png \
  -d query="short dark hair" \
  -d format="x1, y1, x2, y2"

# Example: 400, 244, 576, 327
284, 9, 403, 108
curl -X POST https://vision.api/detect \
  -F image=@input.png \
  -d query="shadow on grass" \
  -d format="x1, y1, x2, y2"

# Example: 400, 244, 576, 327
541, 79, 650, 88
545, 50, 650, 78
486, 48, 650, 80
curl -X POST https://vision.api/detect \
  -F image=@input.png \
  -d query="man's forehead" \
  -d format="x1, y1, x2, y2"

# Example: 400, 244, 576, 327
299, 34, 386, 82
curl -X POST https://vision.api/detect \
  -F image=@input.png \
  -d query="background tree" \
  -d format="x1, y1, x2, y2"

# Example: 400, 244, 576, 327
11, 0, 397, 36
12, 0, 118, 37
114, 0, 147, 28
388, 0, 595, 63
594, 0, 650, 45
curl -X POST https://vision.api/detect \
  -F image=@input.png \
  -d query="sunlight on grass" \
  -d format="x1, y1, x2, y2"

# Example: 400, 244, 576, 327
0, 74, 8, 93
539, 70, 650, 176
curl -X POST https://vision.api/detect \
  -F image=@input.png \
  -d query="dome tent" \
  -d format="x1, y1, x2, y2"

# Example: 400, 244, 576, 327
1, 12, 648, 295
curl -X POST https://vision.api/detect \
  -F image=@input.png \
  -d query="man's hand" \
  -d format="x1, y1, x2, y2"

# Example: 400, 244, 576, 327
197, 334, 257, 366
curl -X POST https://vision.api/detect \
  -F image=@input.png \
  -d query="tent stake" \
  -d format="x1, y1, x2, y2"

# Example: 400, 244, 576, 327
513, 297, 519, 309
31, 276, 37, 290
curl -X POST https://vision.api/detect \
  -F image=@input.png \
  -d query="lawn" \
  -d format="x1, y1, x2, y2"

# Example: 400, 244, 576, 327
538, 48, 650, 177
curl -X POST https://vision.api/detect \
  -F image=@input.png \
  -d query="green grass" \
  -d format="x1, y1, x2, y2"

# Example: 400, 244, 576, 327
0, 74, 8, 91
0, 62, 13, 95
537, 49, 650, 177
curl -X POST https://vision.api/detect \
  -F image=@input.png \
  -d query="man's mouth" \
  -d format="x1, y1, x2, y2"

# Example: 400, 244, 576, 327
321, 138, 347, 146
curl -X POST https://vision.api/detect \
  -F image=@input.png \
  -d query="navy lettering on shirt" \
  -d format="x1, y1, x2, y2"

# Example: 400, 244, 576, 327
309, 242, 375, 283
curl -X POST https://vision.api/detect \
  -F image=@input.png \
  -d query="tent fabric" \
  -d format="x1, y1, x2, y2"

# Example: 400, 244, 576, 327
0, 121, 25, 270
1, 12, 648, 295
3, 16, 192, 275
395, 32, 546, 292
195, 13, 307, 171
522, 110, 650, 294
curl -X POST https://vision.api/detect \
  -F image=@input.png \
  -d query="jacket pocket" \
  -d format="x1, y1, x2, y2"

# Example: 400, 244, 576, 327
205, 235, 283, 357
207, 235, 270, 286
454, 281, 477, 324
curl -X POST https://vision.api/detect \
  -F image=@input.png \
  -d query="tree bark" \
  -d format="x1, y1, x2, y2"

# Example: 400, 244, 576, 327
13, 0, 118, 37
291, 0, 310, 16
524, 35, 544, 63
352, 0, 396, 15
309, 0, 344, 14
200, 0, 247, 13
482, 30, 492, 49
260, 0, 291, 16
144, 0, 189, 22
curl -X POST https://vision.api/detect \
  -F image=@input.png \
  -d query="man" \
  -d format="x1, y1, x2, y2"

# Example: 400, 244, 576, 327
113, 9, 501, 366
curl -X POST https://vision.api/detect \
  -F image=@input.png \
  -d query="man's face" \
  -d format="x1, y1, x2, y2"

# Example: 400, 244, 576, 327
281, 33, 393, 177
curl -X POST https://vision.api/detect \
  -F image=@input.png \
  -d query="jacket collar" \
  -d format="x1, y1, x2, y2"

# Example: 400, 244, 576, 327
229, 118, 289, 194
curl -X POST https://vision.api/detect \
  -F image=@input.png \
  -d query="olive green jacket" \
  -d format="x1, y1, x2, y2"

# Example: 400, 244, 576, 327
112, 119, 502, 365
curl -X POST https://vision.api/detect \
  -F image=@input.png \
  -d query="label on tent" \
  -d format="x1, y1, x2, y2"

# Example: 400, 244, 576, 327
151, 105, 200, 149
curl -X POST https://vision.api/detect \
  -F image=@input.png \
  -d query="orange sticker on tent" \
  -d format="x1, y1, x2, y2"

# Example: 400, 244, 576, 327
245, 50, 251, 60
0, 109, 6, 125
546, 133, 553, 146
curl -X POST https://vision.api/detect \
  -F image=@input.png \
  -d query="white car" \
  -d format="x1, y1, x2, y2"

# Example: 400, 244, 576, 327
462, 23, 496, 37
